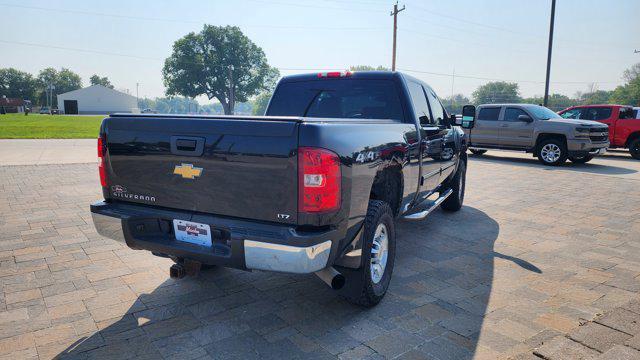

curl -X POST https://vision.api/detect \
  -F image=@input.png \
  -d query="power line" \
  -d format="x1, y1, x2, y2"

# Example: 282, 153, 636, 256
398, 28, 537, 55
0, 3, 385, 30
245, 0, 384, 13
405, 1, 632, 48
397, 67, 616, 84
0, 39, 617, 85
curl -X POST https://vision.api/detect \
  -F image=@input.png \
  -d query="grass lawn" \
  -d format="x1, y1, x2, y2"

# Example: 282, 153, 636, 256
0, 113, 104, 139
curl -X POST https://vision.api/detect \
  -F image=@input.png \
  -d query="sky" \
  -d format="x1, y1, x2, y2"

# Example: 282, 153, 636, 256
1, 0, 639, 104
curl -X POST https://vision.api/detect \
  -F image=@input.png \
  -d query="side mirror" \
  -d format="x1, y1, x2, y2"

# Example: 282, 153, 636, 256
518, 114, 533, 123
443, 114, 456, 127
461, 105, 476, 129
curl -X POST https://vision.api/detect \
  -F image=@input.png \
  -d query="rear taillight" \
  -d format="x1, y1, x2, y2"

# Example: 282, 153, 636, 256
97, 136, 107, 187
298, 147, 341, 213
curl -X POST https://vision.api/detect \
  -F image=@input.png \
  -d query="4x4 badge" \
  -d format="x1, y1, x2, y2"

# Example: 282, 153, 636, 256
173, 163, 203, 179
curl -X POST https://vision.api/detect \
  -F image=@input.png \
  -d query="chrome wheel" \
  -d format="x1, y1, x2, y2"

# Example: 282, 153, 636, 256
541, 143, 561, 163
370, 223, 389, 284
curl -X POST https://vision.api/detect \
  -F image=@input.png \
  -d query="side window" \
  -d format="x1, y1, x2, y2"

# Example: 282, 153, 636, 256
583, 107, 612, 121
425, 89, 445, 126
478, 107, 501, 121
634, 109, 639, 119
560, 108, 583, 119
619, 108, 634, 119
504, 107, 529, 122
407, 81, 431, 125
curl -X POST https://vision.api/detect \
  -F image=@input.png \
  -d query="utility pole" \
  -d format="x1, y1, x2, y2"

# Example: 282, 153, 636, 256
228, 65, 235, 115
543, 0, 556, 107
450, 67, 455, 110
390, 2, 405, 71
136, 82, 139, 107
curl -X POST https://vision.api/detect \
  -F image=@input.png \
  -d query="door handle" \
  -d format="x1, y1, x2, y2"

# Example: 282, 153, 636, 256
176, 139, 197, 151
170, 136, 205, 156
501, 124, 509, 128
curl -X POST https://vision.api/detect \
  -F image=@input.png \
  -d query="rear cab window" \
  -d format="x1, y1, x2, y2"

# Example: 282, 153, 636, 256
267, 79, 404, 121
583, 107, 612, 121
478, 107, 501, 121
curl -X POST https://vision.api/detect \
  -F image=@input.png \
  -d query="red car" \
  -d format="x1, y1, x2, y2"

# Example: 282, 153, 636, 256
559, 105, 640, 159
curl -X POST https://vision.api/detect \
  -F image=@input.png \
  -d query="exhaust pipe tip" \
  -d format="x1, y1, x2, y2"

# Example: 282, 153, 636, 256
331, 273, 346, 290
315, 267, 345, 290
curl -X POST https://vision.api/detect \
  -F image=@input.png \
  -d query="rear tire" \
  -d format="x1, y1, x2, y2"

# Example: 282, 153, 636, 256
630, 138, 640, 160
342, 200, 395, 307
569, 155, 594, 164
536, 138, 568, 166
441, 160, 466, 212
469, 149, 487, 155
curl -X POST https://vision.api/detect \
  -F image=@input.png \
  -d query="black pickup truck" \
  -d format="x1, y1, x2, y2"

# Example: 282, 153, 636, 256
91, 71, 474, 306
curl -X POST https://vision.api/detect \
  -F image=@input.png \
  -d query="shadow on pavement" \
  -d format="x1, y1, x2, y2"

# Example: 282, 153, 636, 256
470, 153, 637, 175
599, 152, 639, 163
56, 206, 539, 359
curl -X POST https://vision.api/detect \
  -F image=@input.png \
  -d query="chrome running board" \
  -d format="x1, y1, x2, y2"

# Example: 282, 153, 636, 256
401, 189, 453, 221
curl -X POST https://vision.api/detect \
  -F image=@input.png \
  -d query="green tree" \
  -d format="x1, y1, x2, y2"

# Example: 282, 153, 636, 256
607, 63, 640, 106
442, 94, 470, 114
163, 25, 279, 115
90, 74, 114, 89
472, 82, 521, 104
151, 97, 199, 114
623, 63, 640, 83
36, 68, 82, 107
0, 68, 37, 100
349, 65, 390, 71
252, 92, 272, 115
609, 78, 639, 106
576, 89, 613, 105
523, 93, 575, 111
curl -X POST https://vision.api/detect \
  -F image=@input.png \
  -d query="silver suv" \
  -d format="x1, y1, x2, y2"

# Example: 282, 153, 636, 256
463, 104, 610, 165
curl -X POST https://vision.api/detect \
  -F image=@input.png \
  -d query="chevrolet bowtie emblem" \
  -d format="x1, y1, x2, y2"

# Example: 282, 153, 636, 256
173, 163, 203, 179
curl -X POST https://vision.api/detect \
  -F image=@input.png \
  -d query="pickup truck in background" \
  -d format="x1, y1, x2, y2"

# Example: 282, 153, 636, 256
558, 104, 640, 160
464, 103, 609, 165
90, 71, 471, 306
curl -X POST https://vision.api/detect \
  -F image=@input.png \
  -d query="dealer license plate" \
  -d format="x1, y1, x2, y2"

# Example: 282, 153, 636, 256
173, 220, 212, 247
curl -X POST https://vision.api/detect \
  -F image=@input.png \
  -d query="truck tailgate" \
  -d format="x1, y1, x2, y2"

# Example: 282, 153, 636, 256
103, 115, 299, 224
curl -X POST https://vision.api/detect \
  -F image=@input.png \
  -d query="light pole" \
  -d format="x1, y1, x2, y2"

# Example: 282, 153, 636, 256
543, 0, 556, 107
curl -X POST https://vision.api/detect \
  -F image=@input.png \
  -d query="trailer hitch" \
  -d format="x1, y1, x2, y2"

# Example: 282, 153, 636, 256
169, 259, 202, 279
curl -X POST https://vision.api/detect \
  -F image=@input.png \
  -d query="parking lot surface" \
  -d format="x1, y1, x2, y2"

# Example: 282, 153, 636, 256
0, 150, 639, 359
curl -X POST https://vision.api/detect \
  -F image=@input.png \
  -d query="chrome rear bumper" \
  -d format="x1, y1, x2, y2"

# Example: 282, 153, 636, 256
91, 212, 125, 243
91, 202, 333, 274
244, 240, 332, 273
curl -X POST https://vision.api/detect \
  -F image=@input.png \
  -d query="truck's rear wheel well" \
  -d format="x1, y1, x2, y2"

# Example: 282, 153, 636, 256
369, 166, 402, 217
625, 132, 640, 148
535, 133, 567, 151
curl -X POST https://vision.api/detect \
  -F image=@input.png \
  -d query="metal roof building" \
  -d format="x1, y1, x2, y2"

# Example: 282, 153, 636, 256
57, 85, 138, 114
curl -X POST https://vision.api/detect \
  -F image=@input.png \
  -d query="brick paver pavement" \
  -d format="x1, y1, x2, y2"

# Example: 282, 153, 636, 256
0, 151, 639, 359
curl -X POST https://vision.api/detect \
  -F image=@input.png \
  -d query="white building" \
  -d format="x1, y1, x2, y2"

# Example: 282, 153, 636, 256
57, 85, 138, 114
